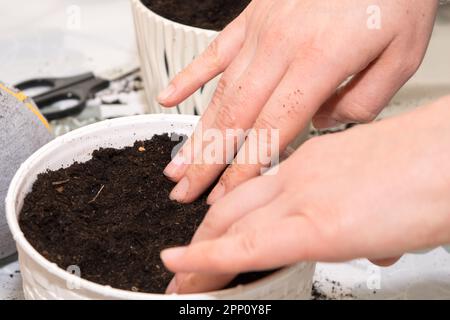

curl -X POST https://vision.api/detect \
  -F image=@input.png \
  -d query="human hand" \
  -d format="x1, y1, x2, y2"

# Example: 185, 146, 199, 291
161, 96, 450, 294
159, 0, 438, 204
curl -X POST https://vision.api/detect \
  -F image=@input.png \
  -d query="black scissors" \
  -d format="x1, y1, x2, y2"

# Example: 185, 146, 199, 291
15, 66, 140, 121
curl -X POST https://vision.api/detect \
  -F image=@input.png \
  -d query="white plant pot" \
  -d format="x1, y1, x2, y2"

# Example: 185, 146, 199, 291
6, 114, 315, 300
131, 0, 219, 115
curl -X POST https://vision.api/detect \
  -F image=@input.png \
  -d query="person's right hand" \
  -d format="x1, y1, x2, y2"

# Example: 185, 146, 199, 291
161, 95, 450, 294
158, 0, 438, 205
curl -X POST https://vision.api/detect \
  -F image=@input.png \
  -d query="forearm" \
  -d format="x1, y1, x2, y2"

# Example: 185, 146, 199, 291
368, 95, 450, 251
417, 96, 450, 248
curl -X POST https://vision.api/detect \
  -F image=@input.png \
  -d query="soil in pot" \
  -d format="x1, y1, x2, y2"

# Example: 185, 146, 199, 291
141, 0, 251, 31
19, 133, 271, 294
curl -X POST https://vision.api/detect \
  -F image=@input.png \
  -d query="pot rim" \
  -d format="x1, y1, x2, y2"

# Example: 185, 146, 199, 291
132, 0, 219, 37
6, 114, 303, 299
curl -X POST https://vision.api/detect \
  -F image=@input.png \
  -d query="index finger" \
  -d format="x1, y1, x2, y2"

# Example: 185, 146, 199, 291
158, 14, 247, 107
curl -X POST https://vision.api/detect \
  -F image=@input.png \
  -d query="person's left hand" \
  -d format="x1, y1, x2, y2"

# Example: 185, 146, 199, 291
161, 96, 450, 294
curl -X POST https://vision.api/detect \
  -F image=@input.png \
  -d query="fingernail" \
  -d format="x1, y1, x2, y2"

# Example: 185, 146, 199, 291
207, 183, 225, 205
313, 116, 342, 129
169, 176, 190, 202
161, 247, 187, 264
164, 154, 187, 180
166, 277, 179, 294
158, 83, 176, 102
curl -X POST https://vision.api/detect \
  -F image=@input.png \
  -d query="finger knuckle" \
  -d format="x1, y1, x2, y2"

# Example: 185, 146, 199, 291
229, 162, 249, 177
176, 64, 195, 84
259, 23, 287, 47
228, 223, 258, 259
215, 77, 228, 97
208, 78, 228, 111
254, 113, 279, 131
296, 43, 330, 66
223, 164, 251, 185
227, 222, 243, 236
186, 164, 209, 180
252, 114, 280, 154
338, 100, 378, 123
237, 233, 259, 258
215, 103, 238, 130
400, 55, 423, 78
203, 39, 225, 70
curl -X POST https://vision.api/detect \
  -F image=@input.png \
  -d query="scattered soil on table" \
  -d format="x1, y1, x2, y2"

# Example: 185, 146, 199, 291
141, 0, 251, 30
19, 134, 270, 294
311, 279, 355, 300
309, 123, 357, 138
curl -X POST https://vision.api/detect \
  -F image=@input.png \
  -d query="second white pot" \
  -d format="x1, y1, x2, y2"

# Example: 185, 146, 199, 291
131, 0, 218, 115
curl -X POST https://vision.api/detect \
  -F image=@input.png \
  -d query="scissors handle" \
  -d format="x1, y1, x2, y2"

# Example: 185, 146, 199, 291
15, 72, 94, 92
16, 73, 109, 121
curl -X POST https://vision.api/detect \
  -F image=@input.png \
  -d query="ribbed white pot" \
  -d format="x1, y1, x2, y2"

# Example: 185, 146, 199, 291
6, 114, 315, 300
131, 0, 219, 115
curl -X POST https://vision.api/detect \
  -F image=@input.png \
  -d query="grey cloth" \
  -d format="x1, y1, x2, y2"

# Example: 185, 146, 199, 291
0, 82, 53, 259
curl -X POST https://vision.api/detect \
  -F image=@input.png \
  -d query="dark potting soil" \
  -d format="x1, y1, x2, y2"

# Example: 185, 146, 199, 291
141, 0, 251, 31
19, 134, 271, 294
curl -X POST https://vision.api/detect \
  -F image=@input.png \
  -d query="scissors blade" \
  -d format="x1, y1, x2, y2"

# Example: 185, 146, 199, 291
95, 64, 141, 81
